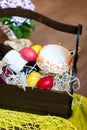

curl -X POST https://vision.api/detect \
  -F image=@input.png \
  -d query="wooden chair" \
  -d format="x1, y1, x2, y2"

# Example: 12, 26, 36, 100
0, 7, 82, 74
0, 7, 83, 118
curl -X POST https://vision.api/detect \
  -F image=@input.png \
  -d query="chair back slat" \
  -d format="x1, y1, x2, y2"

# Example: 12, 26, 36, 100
0, 7, 83, 74
0, 8, 82, 34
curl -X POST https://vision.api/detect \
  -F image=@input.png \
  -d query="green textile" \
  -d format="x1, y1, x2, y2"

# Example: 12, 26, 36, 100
69, 93, 87, 130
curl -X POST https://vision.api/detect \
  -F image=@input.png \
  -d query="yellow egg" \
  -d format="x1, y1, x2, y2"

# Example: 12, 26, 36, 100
31, 44, 42, 54
27, 72, 41, 87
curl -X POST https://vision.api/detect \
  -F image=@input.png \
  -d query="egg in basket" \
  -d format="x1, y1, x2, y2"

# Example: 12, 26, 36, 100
0, 40, 79, 94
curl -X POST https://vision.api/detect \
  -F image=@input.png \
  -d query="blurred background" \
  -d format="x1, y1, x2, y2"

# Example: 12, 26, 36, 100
31, 0, 87, 97
0, 0, 87, 96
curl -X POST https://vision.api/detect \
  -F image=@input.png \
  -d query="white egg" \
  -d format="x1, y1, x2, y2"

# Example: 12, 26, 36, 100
36, 44, 73, 74
3, 50, 27, 73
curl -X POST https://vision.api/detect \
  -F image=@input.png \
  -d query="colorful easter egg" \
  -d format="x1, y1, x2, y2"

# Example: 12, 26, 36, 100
3, 50, 27, 73
37, 44, 73, 74
37, 76, 54, 89
27, 71, 41, 87
31, 44, 42, 54
0, 66, 13, 84
20, 47, 37, 62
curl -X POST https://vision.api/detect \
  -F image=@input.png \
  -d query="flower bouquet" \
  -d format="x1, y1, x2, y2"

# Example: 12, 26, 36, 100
0, 0, 35, 39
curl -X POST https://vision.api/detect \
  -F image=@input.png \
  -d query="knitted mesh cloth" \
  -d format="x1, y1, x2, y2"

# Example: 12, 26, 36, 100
0, 109, 76, 130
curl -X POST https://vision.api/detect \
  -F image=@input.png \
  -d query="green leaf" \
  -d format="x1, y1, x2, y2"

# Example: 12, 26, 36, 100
0, 17, 11, 24
30, 20, 35, 28
20, 24, 30, 31
22, 30, 31, 38
11, 26, 22, 39
0, 17, 35, 38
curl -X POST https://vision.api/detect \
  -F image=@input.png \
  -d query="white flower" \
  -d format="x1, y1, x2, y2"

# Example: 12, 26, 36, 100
0, 0, 35, 10
11, 16, 27, 26
0, 0, 35, 26
4, 21, 8, 24
26, 19, 31, 25
0, 0, 8, 8
21, 1, 35, 10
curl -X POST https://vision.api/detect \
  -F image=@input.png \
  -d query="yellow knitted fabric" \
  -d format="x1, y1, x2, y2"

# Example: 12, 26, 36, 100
69, 93, 87, 130
0, 109, 76, 130
0, 93, 87, 130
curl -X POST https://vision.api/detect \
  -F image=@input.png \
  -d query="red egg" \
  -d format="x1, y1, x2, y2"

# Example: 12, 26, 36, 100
20, 47, 37, 62
37, 76, 54, 89
2, 66, 13, 76
0, 66, 13, 84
